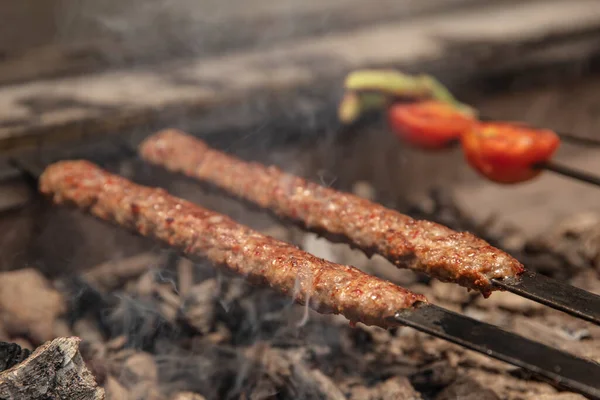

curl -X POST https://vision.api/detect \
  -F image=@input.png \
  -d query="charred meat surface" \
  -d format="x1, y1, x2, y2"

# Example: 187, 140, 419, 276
139, 130, 525, 295
39, 160, 426, 329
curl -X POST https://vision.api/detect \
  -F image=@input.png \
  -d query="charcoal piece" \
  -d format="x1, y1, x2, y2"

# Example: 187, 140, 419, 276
121, 352, 158, 386
154, 343, 246, 399
154, 283, 182, 324
0, 268, 66, 344
435, 376, 501, 400
0, 337, 104, 399
526, 212, 600, 273
244, 345, 347, 400
110, 352, 165, 400
177, 259, 195, 297
154, 341, 346, 400
473, 290, 544, 314
377, 377, 422, 400
534, 393, 589, 400
463, 368, 559, 398
247, 378, 278, 400
103, 295, 181, 351
171, 392, 207, 400
215, 280, 296, 346
410, 361, 457, 391
0, 341, 31, 373
181, 279, 219, 335
348, 376, 422, 400
152, 267, 179, 287
61, 274, 183, 351
104, 376, 130, 399
57, 276, 114, 329
84, 252, 161, 291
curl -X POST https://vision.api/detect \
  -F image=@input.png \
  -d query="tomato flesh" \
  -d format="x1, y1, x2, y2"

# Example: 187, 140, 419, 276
387, 101, 476, 150
461, 122, 561, 184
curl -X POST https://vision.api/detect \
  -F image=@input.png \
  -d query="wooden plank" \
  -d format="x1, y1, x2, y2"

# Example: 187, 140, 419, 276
0, 0, 599, 153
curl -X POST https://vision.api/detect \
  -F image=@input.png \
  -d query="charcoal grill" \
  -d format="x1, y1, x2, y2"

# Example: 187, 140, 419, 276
2, 2, 600, 398
1, 78, 600, 397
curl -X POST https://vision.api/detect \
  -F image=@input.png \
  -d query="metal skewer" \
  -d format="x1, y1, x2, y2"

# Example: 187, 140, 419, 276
478, 115, 600, 148
392, 303, 600, 399
401, 143, 600, 189
552, 132, 600, 148
12, 154, 600, 400
389, 127, 600, 189
492, 270, 600, 326
536, 161, 600, 188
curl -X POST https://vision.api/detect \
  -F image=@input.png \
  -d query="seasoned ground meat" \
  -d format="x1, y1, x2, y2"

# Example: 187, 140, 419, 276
139, 130, 525, 296
39, 160, 427, 328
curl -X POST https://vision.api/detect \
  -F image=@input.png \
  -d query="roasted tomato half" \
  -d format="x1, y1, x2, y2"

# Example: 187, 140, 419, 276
461, 122, 561, 184
387, 101, 476, 150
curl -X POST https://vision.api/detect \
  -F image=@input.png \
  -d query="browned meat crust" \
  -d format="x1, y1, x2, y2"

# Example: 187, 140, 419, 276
39, 160, 427, 328
139, 130, 525, 296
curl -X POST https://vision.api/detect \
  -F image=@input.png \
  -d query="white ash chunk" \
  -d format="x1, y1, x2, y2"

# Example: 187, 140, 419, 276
0, 268, 66, 344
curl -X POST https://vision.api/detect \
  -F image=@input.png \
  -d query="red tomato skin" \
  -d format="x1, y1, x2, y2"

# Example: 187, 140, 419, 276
461, 122, 561, 184
388, 101, 476, 150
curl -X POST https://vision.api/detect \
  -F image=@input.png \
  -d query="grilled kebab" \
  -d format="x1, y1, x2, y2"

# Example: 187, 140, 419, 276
39, 160, 427, 328
139, 130, 525, 296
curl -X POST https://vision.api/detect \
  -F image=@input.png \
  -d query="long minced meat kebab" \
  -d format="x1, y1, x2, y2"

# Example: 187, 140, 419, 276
40, 160, 427, 328
139, 130, 525, 296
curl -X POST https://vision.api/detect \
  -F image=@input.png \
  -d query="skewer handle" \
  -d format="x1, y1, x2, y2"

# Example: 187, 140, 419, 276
554, 132, 600, 147
492, 270, 600, 326
392, 304, 600, 399
537, 161, 600, 188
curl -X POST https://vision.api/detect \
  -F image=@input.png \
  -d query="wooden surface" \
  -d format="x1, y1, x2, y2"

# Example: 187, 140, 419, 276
0, 0, 599, 154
